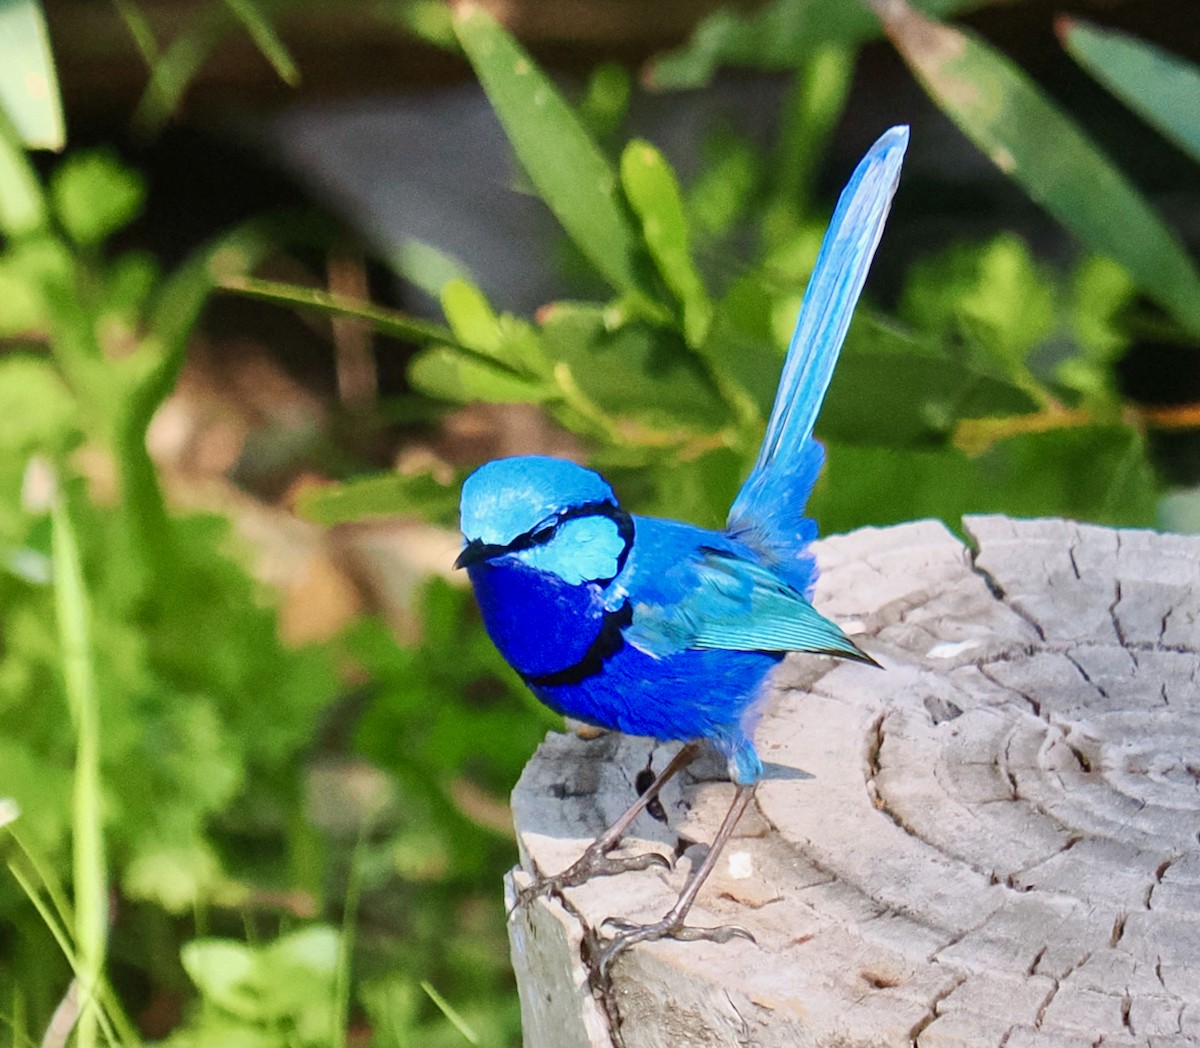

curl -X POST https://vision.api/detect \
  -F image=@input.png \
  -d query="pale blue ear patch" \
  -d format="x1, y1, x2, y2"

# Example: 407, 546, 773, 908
520, 515, 626, 585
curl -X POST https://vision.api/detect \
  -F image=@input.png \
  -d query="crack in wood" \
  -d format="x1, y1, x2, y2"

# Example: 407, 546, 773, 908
1064, 651, 1112, 702
1110, 911, 1128, 947
906, 970, 967, 1045
1027, 944, 1048, 975
966, 543, 1048, 642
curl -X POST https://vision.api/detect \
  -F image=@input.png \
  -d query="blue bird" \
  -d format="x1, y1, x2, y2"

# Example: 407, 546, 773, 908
456, 126, 908, 970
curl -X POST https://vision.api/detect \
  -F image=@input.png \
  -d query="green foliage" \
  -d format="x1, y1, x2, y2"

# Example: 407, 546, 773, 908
353, 579, 558, 870
876, 0, 1200, 339
1061, 19, 1200, 166
164, 926, 340, 1048
0, 144, 341, 1036
242, 5, 1182, 544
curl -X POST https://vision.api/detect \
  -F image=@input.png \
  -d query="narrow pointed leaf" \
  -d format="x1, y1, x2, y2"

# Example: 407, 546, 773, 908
0, 106, 45, 233
1060, 18, 1200, 167
0, 0, 64, 149
221, 275, 458, 346
409, 346, 550, 404
222, 0, 300, 86
873, 0, 1200, 338
453, 3, 645, 295
620, 140, 712, 346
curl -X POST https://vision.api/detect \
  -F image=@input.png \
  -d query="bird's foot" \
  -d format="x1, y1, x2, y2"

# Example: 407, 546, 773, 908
597, 914, 755, 977
510, 848, 671, 916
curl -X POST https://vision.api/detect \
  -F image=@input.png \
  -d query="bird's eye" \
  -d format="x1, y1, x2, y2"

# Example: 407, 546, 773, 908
530, 524, 556, 545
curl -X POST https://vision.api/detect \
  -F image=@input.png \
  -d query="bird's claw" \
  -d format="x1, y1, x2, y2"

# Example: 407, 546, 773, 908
596, 916, 756, 976
509, 850, 672, 919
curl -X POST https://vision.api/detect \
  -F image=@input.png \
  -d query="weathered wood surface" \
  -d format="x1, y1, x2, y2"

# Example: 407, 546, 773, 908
506, 516, 1200, 1048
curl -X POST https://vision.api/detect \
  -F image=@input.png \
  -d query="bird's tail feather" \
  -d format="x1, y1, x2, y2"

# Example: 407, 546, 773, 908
727, 126, 909, 580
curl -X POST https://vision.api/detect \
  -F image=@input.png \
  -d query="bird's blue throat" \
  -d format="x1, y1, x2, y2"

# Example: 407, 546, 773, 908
462, 502, 635, 683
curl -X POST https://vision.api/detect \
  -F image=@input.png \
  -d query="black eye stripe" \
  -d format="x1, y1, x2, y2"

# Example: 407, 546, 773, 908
461, 500, 635, 574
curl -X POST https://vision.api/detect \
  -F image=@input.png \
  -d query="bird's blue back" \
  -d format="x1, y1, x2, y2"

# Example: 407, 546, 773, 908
457, 127, 909, 786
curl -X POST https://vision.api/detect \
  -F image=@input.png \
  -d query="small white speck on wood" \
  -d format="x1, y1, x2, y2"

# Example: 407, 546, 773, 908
506, 517, 1200, 1047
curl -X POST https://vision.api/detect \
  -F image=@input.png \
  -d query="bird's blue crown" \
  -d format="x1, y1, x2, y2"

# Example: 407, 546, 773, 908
459, 455, 617, 548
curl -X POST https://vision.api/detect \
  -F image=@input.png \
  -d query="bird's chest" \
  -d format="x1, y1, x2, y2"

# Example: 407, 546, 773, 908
466, 558, 609, 679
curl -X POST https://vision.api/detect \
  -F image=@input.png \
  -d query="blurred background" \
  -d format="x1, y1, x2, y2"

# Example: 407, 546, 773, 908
1, 0, 1198, 1044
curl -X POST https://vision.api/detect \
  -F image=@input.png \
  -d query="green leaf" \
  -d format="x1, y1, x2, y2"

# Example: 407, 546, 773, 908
620, 140, 713, 347
181, 940, 262, 1019
452, 3, 647, 295
875, 0, 1200, 339
220, 273, 457, 347
0, 355, 76, 451
899, 234, 1055, 369
133, 8, 224, 134
182, 927, 338, 1026
49, 150, 145, 248
0, 235, 72, 336
1059, 255, 1136, 403
124, 841, 225, 913
387, 235, 473, 301
440, 278, 546, 373
0, 105, 45, 234
0, 0, 64, 150
685, 131, 760, 240
410, 346, 551, 404
51, 485, 108, 1048
222, 0, 300, 86
1061, 18, 1200, 167
540, 302, 728, 432
578, 62, 631, 142
296, 470, 460, 526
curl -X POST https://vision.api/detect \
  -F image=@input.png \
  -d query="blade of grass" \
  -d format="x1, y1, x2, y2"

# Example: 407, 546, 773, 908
419, 981, 480, 1046
6, 863, 129, 1048
220, 274, 461, 347
222, 0, 300, 86
872, 0, 1200, 339
50, 485, 106, 1048
112, 0, 160, 68
0, 0, 64, 150
620, 140, 713, 347
332, 812, 377, 1048
1059, 18, 1200, 167
773, 44, 854, 218
133, 7, 225, 135
452, 3, 648, 297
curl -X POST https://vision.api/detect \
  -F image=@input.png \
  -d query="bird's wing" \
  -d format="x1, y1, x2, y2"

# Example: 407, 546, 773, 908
727, 126, 908, 577
622, 546, 870, 662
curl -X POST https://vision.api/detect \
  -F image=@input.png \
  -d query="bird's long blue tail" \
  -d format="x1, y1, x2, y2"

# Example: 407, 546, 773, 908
727, 126, 909, 587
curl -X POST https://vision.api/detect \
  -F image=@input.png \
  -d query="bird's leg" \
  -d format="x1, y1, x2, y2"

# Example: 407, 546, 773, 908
513, 742, 701, 913
597, 783, 757, 977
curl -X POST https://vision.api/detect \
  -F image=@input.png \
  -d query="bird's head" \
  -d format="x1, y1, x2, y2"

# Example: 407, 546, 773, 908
455, 455, 632, 586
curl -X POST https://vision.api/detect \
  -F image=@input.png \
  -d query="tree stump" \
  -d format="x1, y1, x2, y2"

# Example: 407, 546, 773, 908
506, 516, 1200, 1048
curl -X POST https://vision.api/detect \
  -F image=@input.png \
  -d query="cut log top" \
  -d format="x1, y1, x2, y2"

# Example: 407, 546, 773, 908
506, 516, 1200, 1048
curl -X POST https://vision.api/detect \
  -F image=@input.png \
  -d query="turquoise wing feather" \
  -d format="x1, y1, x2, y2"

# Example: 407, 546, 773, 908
623, 545, 871, 663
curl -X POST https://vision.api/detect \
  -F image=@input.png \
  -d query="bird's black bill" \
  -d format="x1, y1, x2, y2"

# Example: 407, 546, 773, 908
454, 539, 504, 569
